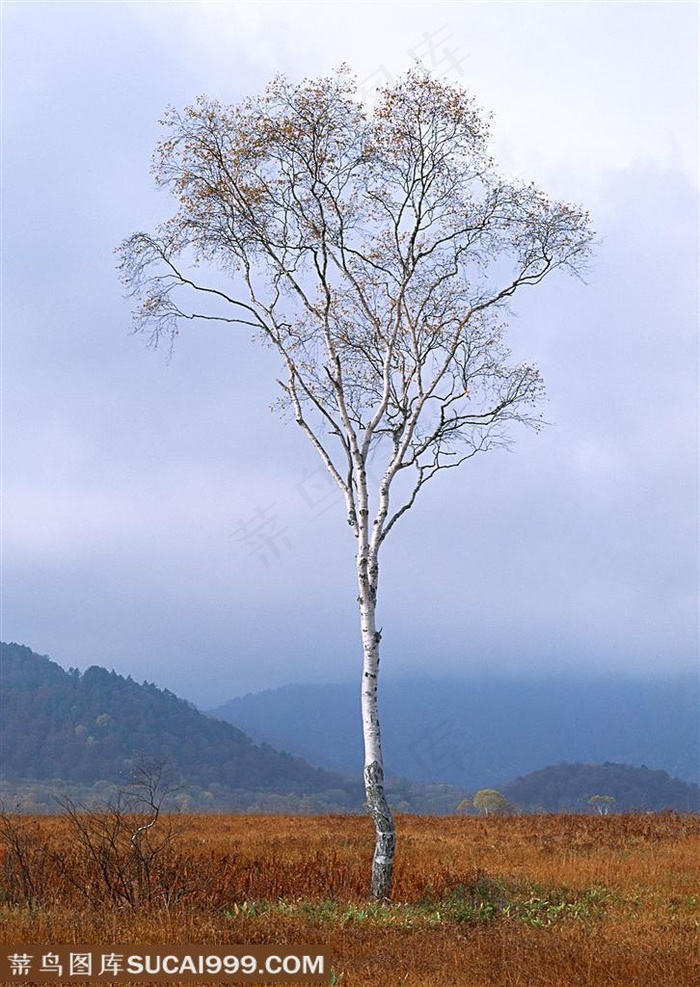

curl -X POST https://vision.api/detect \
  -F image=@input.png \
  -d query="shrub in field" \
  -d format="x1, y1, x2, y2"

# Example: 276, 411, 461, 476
0, 759, 204, 911
0, 811, 58, 909
0, 812, 698, 986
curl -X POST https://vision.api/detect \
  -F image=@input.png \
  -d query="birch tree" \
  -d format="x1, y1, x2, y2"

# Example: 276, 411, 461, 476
118, 66, 594, 900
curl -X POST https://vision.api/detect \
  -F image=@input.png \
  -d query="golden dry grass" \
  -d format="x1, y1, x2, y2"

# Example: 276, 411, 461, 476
1, 812, 698, 986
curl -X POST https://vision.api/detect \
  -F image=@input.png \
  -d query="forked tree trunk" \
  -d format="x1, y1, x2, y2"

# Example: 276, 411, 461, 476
358, 560, 395, 901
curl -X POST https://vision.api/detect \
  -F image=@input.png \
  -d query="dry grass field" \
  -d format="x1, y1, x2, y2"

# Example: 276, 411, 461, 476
1, 811, 698, 986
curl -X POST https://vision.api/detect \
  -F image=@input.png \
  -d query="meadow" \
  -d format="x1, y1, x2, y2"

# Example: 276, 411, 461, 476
1, 811, 698, 986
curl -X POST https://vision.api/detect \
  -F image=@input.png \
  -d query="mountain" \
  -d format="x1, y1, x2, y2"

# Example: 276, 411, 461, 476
0, 643, 361, 809
3, 643, 697, 815
210, 675, 699, 788
501, 762, 700, 813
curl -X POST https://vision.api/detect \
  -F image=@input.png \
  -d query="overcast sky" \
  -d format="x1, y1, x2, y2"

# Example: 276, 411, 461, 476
2, 1, 698, 708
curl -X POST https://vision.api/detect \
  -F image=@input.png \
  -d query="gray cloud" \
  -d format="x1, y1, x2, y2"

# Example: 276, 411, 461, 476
2, 3, 697, 707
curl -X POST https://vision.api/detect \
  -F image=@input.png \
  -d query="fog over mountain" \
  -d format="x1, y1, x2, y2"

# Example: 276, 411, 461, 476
210, 675, 699, 788
3, 643, 697, 813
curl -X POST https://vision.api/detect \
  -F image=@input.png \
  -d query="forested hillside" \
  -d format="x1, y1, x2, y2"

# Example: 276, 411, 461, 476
211, 676, 698, 788
0, 643, 359, 808
501, 762, 699, 813
2, 644, 697, 815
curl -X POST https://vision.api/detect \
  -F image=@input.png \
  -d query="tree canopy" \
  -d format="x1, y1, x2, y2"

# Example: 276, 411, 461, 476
119, 66, 593, 535
118, 65, 594, 899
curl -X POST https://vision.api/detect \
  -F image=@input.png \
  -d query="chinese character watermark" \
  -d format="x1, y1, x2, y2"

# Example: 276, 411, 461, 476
407, 24, 469, 78
231, 502, 292, 567
357, 64, 395, 108
8, 953, 33, 977
69, 952, 92, 977
407, 719, 470, 779
99, 953, 124, 976
232, 463, 381, 569
40, 954, 63, 977
359, 23, 469, 109
295, 465, 345, 522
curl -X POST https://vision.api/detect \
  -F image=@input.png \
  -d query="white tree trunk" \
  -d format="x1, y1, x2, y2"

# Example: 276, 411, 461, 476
358, 546, 395, 901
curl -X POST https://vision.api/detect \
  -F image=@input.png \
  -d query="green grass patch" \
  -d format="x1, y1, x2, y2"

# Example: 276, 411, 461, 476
223, 875, 613, 928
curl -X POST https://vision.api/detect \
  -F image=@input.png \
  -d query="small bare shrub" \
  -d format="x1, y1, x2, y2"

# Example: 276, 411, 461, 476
0, 758, 205, 911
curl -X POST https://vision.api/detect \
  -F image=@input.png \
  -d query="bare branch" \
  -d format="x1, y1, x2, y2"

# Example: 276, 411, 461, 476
119, 65, 594, 904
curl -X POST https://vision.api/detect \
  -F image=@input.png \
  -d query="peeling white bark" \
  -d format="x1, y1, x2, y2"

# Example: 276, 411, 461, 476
356, 474, 395, 900
360, 631, 395, 900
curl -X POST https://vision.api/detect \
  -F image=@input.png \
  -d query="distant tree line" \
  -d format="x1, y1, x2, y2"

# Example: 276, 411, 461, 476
2, 645, 697, 815
500, 762, 699, 813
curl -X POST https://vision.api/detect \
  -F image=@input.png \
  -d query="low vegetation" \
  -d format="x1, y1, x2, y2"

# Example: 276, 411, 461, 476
1, 809, 697, 985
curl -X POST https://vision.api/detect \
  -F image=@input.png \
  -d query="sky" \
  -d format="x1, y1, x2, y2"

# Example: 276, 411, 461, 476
2, 1, 698, 709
